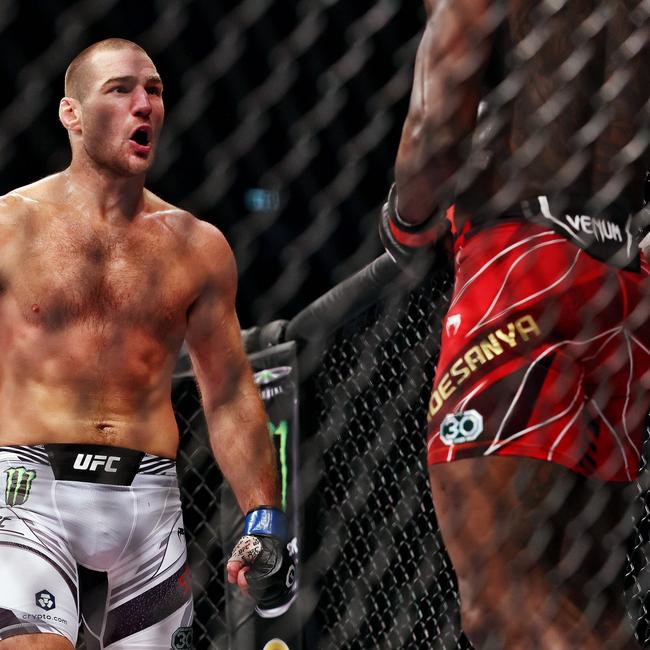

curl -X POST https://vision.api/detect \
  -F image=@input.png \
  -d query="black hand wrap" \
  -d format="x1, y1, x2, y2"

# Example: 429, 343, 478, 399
245, 534, 296, 615
230, 507, 297, 618
379, 183, 444, 277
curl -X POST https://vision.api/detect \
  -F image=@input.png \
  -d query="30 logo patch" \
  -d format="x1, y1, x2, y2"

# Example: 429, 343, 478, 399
4, 467, 36, 506
35, 589, 56, 611
439, 410, 483, 446
171, 626, 193, 649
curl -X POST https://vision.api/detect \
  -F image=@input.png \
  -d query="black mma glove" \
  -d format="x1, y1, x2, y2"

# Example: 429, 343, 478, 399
229, 507, 297, 618
379, 183, 444, 277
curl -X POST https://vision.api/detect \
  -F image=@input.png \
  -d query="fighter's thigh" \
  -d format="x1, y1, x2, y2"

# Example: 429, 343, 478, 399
0, 515, 78, 646
428, 457, 576, 602
0, 632, 74, 649
97, 486, 194, 649
100, 562, 194, 650
103, 601, 194, 650
428, 456, 634, 608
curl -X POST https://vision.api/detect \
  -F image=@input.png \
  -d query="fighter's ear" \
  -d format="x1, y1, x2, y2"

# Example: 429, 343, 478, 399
59, 97, 81, 132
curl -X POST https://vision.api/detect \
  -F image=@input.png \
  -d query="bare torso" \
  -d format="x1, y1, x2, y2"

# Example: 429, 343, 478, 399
0, 173, 204, 457
457, 0, 648, 220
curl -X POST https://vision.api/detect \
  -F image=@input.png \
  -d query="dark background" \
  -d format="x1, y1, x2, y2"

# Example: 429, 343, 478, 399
0, 0, 424, 327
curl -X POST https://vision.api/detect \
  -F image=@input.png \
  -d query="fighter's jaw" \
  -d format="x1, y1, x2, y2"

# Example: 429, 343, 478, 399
123, 148, 156, 176
74, 136, 154, 178
96, 142, 157, 178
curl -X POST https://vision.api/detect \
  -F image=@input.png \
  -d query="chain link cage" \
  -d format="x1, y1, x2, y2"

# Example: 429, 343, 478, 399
2, 0, 649, 649
171, 260, 650, 649
307, 269, 650, 649
310, 265, 462, 650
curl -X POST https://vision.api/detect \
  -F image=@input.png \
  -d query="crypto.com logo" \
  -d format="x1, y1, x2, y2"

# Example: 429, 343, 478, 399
35, 590, 56, 611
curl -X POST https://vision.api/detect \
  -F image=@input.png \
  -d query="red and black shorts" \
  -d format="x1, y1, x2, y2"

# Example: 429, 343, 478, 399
427, 221, 650, 482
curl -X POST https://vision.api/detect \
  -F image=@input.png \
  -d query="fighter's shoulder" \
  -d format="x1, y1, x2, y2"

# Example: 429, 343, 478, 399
0, 187, 40, 229
0, 192, 29, 225
187, 217, 236, 280
0, 175, 64, 226
144, 192, 234, 269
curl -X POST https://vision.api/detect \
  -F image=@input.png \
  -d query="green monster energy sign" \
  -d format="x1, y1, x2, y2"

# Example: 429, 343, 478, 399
4, 466, 36, 506
268, 420, 289, 511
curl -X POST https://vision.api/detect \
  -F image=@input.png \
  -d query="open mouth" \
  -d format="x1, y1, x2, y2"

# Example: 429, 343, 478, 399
129, 126, 151, 147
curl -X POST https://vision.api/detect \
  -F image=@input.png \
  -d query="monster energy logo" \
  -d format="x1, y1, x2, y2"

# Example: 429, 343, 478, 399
268, 420, 288, 511
254, 367, 292, 387
4, 466, 36, 506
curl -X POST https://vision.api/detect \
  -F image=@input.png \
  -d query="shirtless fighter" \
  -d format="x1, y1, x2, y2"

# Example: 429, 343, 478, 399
381, 1, 649, 648
0, 39, 294, 649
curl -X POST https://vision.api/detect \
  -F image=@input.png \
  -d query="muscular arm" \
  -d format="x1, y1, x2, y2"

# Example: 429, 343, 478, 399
395, 0, 494, 223
185, 221, 280, 513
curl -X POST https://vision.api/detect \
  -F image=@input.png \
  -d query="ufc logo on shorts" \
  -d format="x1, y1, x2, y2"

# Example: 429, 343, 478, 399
73, 453, 121, 473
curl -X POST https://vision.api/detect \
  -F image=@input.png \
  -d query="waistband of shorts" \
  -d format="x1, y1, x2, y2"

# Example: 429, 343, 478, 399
456, 195, 642, 271
0, 443, 176, 486
453, 216, 552, 254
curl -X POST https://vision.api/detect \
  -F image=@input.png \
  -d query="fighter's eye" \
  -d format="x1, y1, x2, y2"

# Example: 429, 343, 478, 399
111, 86, 127, 93
146, 86, 162, 96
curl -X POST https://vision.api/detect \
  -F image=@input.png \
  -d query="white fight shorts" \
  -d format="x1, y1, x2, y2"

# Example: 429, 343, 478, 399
0, 444, 193, 649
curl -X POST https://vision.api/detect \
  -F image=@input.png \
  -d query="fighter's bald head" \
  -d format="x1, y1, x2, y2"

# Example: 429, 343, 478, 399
64, 38, 148, 101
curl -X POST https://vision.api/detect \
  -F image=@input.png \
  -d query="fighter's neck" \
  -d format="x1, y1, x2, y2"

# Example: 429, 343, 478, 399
63, 161, 146, 223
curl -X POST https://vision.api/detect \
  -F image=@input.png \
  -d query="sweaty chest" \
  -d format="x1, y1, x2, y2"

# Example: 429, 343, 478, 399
13, 224, 194, 332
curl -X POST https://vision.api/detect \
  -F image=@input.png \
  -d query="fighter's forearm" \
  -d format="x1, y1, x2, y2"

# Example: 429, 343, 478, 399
205, 381, 281, 514
395, 0, 492, 224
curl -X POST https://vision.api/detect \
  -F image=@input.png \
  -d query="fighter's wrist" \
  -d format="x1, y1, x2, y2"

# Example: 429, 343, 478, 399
244, 507, 288, 541
387, 183, 437, 233
382, 183, 441, 255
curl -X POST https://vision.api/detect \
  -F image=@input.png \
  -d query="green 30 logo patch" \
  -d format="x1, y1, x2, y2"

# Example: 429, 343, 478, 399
4, 466, 36, 506
439, 410, 483, 446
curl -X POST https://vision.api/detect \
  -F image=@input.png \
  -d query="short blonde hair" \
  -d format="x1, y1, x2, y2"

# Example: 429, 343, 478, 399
64, 38, 148, 100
